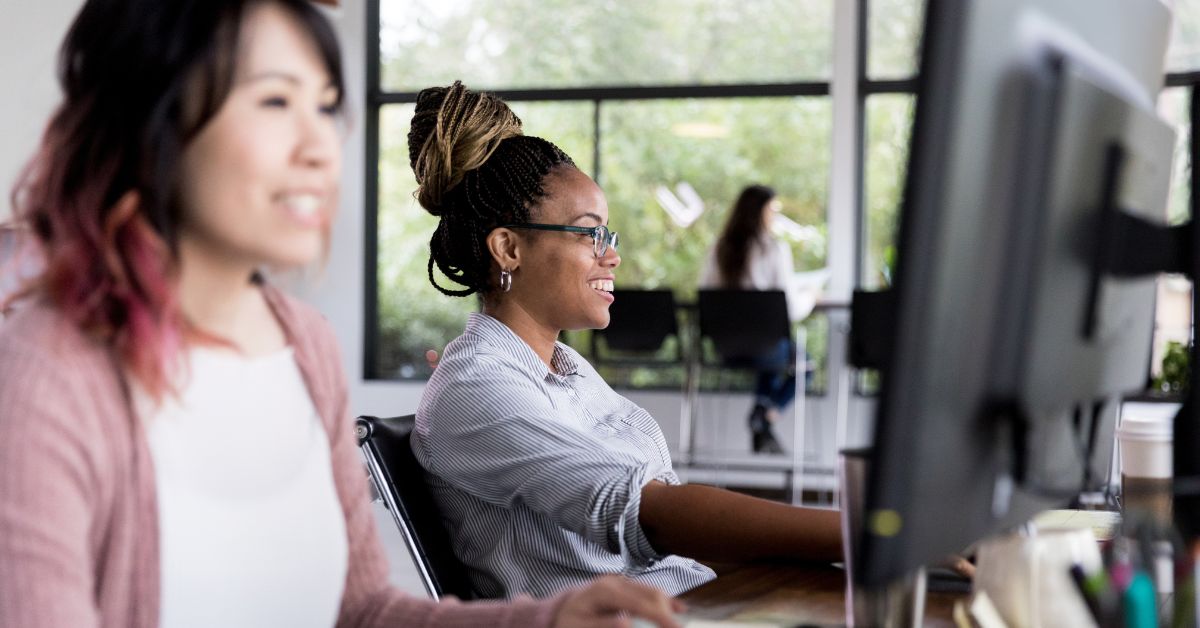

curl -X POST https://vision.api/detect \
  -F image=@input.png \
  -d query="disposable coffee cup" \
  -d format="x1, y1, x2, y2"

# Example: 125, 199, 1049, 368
1116, 407, 1173, 522
839, 448, 926, 627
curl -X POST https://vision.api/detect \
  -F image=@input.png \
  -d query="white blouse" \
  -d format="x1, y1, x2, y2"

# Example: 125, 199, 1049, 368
699, 234, 812, 322
137, 346, 348, 628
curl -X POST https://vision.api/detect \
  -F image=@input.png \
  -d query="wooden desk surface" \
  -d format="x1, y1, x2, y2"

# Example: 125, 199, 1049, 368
679, 563, 963, 627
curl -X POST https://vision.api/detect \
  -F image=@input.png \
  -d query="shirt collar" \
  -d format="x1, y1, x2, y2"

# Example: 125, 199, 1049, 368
465, 313, 582, 379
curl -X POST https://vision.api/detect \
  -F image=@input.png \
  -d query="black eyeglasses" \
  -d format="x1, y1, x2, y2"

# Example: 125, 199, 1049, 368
501, 223, 619, 258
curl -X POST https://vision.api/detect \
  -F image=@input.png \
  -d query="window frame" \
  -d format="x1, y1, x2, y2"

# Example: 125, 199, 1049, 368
364, 1, 837, 386
365, 0, 1200, 399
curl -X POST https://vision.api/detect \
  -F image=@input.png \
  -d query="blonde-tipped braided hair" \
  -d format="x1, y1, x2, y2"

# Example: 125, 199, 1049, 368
408, 81, 575, 297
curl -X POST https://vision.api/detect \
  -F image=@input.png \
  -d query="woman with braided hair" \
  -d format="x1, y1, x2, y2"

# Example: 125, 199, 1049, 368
410, 82, 844, 601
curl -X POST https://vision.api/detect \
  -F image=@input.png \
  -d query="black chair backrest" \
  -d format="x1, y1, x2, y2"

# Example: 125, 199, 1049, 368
591, 289, 680, 357
355, 415, 475, 601
697, 289, 792, 368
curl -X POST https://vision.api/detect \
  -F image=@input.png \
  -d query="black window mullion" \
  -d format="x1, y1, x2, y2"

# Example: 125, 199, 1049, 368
592, 99, 601, 184
363, 0, 382, 379
373, 82, 831, 105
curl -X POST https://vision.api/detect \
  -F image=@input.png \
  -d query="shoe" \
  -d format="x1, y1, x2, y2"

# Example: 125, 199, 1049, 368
753, 429, 786, 455
748, 404, 785, 454
747, 404, 769, 434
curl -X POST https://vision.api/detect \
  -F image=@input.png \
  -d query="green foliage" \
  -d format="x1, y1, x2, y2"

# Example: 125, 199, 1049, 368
381, 0, 833, 91
1153, 341, 1190, 395
867, 0, 925, 79
1161, 87, 1191, 227
863, 94, 916, 289
373, 0, 927, 381
1167, 2, 1200, 72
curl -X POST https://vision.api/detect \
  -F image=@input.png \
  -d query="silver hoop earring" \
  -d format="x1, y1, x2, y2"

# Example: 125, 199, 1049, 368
499, 269, 513, 293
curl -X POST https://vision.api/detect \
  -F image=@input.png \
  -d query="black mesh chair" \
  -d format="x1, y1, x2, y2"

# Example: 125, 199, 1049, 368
355, 414, 475, 601
590, 289, 683, 365
590, 289, 694, 455
686, 290, 804, 495
696, 289, 793, 370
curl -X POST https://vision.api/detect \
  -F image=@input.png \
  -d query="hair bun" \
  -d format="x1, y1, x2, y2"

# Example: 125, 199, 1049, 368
407, 81, 523, 215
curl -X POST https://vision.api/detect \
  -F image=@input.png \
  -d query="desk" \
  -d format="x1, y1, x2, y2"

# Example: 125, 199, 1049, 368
679, 563, 963, 627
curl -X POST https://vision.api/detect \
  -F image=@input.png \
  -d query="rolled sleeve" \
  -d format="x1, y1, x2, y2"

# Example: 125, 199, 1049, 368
415, 353, 663, 569
611, 468, 666, 570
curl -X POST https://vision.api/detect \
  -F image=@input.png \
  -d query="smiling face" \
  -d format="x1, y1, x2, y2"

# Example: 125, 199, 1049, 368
176, 2, 342, 272
507, 167, 621, 332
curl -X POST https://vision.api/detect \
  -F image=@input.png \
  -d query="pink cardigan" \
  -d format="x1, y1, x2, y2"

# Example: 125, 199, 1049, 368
0, 285, 563, 627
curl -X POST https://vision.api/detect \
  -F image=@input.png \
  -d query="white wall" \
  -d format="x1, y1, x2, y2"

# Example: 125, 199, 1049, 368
300, 1, 431, 417
0, 0, 83, 223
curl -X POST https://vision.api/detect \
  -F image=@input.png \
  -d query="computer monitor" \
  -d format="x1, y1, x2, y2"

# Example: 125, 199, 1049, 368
856, 0, 1175, 586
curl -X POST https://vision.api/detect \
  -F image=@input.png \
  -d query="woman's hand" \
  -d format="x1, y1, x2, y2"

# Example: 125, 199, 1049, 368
553, 575, 684, 628
945, 555, 975, 579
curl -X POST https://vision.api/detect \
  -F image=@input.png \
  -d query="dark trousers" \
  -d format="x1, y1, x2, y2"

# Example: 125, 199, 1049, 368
753, 339, 797, 411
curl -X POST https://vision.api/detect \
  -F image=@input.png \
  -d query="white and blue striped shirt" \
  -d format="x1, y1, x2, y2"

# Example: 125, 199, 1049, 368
413, 313, 716, 599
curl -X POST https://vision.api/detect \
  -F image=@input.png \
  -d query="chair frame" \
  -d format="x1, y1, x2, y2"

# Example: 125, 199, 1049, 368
685, 289, 808, 503
356, 414, 475, 601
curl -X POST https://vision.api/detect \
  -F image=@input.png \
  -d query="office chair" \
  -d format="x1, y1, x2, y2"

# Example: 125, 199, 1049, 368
355, 414, 476, 601
696, 289, 793, 370
590, 289, 695, 459
590, 289, 683, 365
688, 289, 807, 500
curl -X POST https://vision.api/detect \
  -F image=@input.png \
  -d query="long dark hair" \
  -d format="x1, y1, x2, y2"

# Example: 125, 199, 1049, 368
9, 0, 344, 399
715, 184, 777, 287
408, 81, 576, 298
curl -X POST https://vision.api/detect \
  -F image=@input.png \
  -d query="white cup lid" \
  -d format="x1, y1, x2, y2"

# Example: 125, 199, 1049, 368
1117, 415, 1173, 442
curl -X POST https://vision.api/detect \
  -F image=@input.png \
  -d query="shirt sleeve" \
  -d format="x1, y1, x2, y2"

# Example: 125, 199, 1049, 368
415, 353, 669, 570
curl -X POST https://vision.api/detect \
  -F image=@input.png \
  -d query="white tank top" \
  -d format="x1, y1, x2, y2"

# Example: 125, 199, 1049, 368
137, 346, 348, 628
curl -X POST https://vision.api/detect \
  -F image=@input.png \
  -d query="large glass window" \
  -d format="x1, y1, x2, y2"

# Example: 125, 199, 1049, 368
1168, 3, 1200, 73
381, 0, 834, 92
370, 0, 1200, 398
1149, 86, 1194, 395
860, 94, 915, 290
1160, 87, 1191, 227
598, 97, 830, 292
370, 1, 837, 390
866, 0, 925, 80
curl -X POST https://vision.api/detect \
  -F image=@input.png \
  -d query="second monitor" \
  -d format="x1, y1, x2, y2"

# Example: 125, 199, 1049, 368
857, 0, 1176, 586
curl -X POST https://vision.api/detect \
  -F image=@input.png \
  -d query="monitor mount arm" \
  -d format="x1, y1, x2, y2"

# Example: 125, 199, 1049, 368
850, 139, 1200, 541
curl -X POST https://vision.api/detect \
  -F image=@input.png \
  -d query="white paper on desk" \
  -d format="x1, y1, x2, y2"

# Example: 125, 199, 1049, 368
974, 528, 1101, 628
